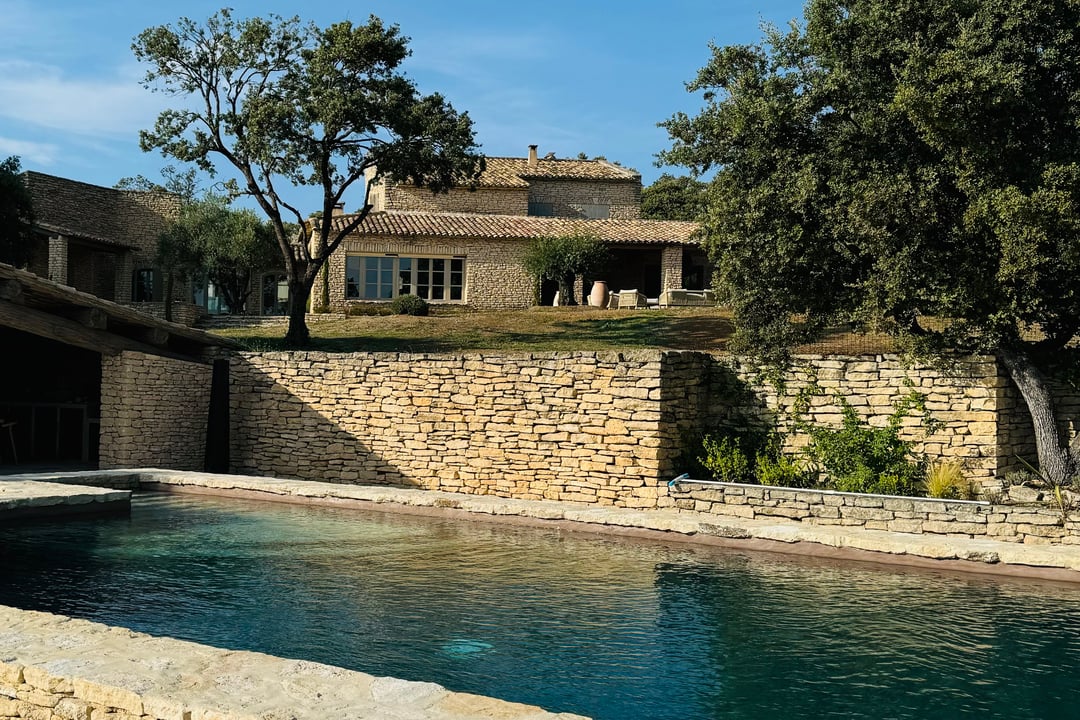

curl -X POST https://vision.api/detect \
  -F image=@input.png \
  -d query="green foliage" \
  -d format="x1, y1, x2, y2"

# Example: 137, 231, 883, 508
115, 165, 199, 200
799, 398, 926, 497
157, 195, 280, 314
0, 156, 34, 267
388, 294, 429, 316
640, 173, 708, 221
756, 443, 814, 488
660, 0, 1080, 482
134, 8, 482, 346
924, 460, 969, 499
522, 233, 610, 306
345, 303, 392, 317
699, 434, 752, 484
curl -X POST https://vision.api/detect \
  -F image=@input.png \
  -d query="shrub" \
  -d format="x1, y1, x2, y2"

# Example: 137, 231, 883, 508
388, 294, 429, 316
924, 460, 967, 499
756, 450, 813, 488
699, 435, 752, 483
346, 303, 392, 316
800, 397, 926, 496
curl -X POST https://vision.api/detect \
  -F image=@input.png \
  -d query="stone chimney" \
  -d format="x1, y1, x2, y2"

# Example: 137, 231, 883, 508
528, 144, 538, 167
332, 203, 345, 217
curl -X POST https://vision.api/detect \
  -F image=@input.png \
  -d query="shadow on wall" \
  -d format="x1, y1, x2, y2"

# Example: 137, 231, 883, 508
225, 351, 697, 506
229, 355, 409, 487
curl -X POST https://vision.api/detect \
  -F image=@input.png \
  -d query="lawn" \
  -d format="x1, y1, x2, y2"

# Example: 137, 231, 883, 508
211, 306, 893, 355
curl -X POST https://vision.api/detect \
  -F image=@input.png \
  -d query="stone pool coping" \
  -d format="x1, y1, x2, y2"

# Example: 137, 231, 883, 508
0, 606, 587, 720
0, 478, 129, 520
7, 468, 1080, 582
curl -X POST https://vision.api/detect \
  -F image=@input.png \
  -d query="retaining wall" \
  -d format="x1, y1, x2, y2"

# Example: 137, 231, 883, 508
669, 482, 1080, 545
227, 351, 1054, 506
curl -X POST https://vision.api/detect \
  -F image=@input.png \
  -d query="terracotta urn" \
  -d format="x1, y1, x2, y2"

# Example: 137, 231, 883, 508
589, 280, 610, 308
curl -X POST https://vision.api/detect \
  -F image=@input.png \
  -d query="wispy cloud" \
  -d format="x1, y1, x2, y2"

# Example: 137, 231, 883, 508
0, 136, 60, 165
0, 60, 163, 139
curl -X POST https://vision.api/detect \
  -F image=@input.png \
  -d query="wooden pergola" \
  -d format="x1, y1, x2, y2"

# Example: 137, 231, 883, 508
0, 262, 240, 362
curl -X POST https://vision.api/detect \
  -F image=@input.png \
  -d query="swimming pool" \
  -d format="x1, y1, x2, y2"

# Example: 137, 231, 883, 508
2, 492, 1079, 719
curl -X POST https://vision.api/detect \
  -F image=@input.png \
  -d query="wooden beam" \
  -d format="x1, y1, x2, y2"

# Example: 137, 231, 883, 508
63, 307, 108, 330
0, 263, 242, 350
138, 326, 171, 347
0, 279, 22, 303
0, 298, 202, 363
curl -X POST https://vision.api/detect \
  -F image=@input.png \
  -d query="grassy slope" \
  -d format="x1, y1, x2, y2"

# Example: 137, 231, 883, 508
212, 307, 892, 355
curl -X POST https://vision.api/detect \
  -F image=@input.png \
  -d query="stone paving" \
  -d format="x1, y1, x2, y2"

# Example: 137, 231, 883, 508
0, 478, 129, 519
0, 606, 586, 720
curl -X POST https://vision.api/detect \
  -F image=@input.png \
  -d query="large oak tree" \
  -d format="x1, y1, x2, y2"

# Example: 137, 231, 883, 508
661, 0, 1080, 486
134, 9, 483, 345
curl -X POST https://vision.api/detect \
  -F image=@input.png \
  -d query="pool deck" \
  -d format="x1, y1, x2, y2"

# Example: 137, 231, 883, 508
0, 478, 129, 520
6, 468, 1080, 582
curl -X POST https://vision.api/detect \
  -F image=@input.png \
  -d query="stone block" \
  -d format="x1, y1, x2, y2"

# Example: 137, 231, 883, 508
73, 680, 143, 716
842, 507, 894, 521
922, 521, 984, 535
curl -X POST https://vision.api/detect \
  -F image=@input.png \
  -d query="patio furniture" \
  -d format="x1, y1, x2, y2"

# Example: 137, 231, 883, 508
612, 289, 649, 309
658, 289, 718, 308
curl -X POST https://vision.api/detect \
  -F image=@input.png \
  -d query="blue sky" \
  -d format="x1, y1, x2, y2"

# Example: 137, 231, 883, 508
0, 0, 805, 211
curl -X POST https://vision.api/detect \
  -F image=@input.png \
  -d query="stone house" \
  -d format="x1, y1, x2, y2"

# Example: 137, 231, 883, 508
324, 146, 706, 310
20, 172, 210, 325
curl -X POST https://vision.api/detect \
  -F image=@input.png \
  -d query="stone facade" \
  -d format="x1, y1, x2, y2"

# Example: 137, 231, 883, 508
370, 182, 529, 215
336, 153, 696, 310
327, 236, 535, 310
526, 179, 641, 219
22, 172, 183, 307
668, 482, 1080, 545
99, 352, 212, 471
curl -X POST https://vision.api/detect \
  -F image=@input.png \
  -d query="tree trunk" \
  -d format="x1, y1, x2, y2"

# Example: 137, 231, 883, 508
999, 348, 1075, 485
558, 274, 576, 306
284, 277, 311, 347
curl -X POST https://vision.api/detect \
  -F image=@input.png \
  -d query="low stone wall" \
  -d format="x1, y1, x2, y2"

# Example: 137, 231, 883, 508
669, 482, 1080, 545
99, 352, 212, 471
0, 606, 582, 720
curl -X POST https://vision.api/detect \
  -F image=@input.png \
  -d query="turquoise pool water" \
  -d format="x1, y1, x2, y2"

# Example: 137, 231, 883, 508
2, 493, 1080, 719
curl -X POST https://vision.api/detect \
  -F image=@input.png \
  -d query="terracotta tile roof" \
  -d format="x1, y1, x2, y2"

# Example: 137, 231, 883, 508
334, 211, 701, 245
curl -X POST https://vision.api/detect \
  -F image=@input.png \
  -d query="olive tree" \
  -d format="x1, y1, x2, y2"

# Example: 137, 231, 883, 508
522, 233, 610, 306
661, 0, 1080, 486
134, 9, 483, 345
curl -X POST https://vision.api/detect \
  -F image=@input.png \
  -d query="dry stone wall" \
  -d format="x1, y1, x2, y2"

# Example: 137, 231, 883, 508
228, 350, 1037, 507
231, 351, 678, 507
99, 352, 212, 471
715, 355, 1008, 488
668, 482, 1080, 545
